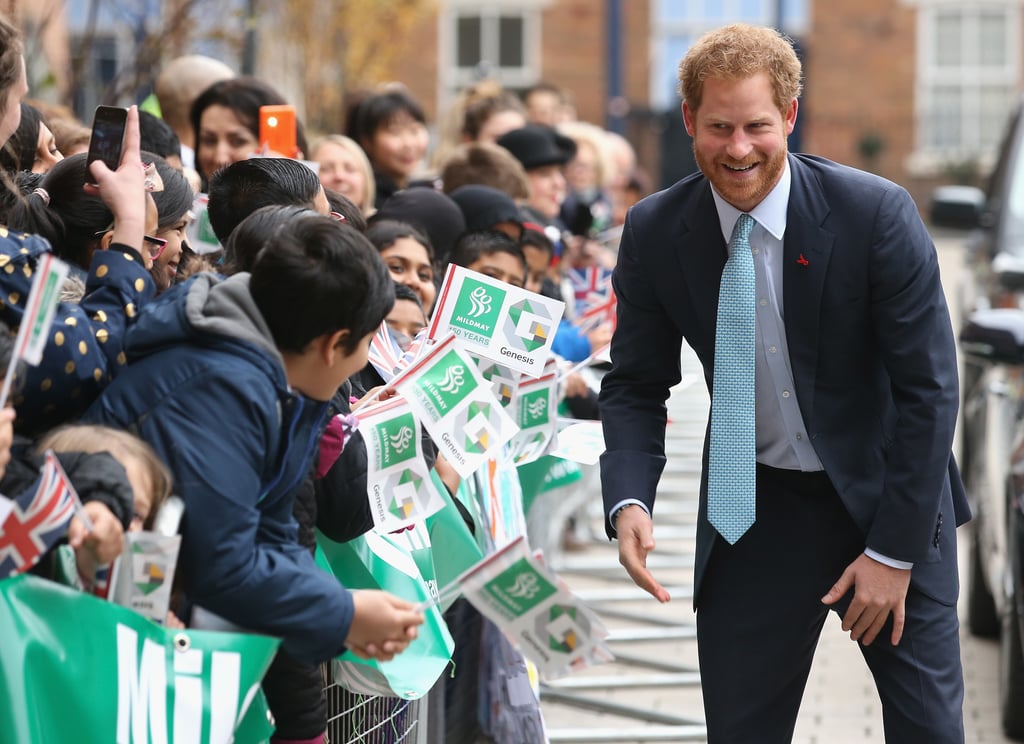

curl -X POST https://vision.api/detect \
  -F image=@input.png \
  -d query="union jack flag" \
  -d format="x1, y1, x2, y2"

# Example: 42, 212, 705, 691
394, 327, 431, 375
0, 451, 80, 578
368, 319, 405, 383
574, 291, 618, 333
567, 266, 614, 317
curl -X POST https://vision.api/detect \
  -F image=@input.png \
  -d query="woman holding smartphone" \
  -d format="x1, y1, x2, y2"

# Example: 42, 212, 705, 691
190, 76, 309, 189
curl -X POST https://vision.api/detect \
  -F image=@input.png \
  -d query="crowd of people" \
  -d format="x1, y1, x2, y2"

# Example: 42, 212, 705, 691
0, 12, 648, 744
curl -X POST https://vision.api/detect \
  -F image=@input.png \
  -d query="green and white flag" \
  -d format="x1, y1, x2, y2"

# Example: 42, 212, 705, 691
429, 264, 564, 378
455, 535, 612, 679
111, 532, 182, 625
392, 333, 518, 479
315, 530, 454, 700
472, 355, 520, 410
0, 573, 278, 743
360, 397, 446, 532
0, 252, 70, 407
184, 194, 222, 255
550, 420, 605, 465
508, 359, 558, 465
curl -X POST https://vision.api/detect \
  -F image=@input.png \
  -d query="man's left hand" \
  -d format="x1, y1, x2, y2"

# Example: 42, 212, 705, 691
821, 552, 911, 646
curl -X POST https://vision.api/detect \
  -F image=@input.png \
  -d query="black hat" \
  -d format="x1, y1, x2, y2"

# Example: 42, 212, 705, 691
371, 186, 467, 264
496, 125, 577, 171
449, 185, 523, 233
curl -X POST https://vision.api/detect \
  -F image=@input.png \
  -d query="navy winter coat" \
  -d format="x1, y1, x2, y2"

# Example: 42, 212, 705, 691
85, 272, 354, 663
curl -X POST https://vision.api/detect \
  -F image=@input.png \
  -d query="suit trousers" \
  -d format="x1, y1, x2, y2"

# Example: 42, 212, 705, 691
695, 464, 965, 743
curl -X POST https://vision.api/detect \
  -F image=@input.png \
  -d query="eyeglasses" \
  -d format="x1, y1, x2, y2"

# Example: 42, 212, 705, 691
92, 229, 167, 260
142, 235, 167, 260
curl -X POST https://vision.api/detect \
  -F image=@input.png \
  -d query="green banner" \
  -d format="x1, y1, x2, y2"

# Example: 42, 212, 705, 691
0, 574, 279, 743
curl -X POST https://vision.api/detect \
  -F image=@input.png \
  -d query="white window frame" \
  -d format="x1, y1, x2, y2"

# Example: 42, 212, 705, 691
908, 0, 1021, 176
438, 1, 546, 116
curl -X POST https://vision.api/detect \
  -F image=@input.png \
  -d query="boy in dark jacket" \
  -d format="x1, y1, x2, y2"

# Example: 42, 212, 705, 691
85, 211, 423, 666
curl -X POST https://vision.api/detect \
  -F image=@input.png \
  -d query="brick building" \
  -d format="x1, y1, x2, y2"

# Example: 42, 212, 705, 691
802, 0, 1023, 208
383, 1, 648, 139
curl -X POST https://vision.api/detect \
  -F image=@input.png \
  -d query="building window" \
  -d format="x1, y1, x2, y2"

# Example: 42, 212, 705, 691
916, 3, 1020, 170
445, 7, 538, 89
650, 0, 808, 109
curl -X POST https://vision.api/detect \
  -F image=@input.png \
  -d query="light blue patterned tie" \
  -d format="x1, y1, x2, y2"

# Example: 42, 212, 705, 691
708, 213, 756, 544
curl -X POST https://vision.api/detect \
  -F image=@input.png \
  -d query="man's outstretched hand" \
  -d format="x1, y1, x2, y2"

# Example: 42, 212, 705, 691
615, 505, 671, 603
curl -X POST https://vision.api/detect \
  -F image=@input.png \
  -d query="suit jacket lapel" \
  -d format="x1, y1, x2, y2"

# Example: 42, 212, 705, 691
783, 155, 835, 425
674, 183, 727, 350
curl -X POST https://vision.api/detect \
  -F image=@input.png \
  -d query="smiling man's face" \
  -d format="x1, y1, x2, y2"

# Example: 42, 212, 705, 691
683, 71, 796, 212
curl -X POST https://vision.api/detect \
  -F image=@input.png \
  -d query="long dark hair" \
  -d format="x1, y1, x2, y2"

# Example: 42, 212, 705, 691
0, 103, 41, 174
189, 77, 309, 175
7, 151, 188, 269
249, 211, 394, 354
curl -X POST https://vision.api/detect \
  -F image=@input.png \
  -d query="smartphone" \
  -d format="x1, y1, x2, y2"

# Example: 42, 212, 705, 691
259, 104, 298, 158
86, 105, 128, 172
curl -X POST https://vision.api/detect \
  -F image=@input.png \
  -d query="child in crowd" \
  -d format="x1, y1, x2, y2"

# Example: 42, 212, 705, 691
450, 229, 527, 288
365, 219, 436, 314
37, 424, 171, 533
345, 84, 430, 207
370, 187, 466, 267
387, 282, 427, 352
36, 424, 175, 613
85, 209, 422, 661
84, 210, 422, 744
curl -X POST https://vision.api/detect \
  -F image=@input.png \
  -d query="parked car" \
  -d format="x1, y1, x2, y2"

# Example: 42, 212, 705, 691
932, 98, 1024, 740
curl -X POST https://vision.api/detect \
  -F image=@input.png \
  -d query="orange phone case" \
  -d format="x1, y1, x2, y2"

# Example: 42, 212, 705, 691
259, 105, 298, 158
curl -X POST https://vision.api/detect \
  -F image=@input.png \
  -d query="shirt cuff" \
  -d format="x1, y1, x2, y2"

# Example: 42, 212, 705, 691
864, 548, 913, 570
608, 498, 650, 526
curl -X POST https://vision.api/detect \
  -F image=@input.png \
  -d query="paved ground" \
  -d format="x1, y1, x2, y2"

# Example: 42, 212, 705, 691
536, 234, 1014, 742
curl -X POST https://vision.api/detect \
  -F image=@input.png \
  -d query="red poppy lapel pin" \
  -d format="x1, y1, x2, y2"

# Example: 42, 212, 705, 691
796, 253, 809, 266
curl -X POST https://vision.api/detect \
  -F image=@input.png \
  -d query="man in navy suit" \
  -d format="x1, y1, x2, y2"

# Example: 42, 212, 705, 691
599, 23, 969, 742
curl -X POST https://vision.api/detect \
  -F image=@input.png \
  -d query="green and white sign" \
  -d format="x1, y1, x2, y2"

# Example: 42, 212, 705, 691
394, 334, 518, 479
361, 399, 445, 532
429, 265, 565, 378
508, 362, 558, 465
449, 277, 506, 342
0, 574, 278, 743
455, 536, 612, 679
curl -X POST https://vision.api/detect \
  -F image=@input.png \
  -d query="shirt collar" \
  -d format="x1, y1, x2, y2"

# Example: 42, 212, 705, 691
711, 160, 790, 244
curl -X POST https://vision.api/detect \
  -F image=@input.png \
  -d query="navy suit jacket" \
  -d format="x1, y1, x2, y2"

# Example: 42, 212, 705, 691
599, 153, 970, 605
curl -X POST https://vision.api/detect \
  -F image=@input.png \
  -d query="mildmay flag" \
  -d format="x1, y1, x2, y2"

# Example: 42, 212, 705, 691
429, 264, 564, 378
0, 573, 279, 743
451, 535, 612, 679
508, 359, 558, 465
360, 396, 446, 532
391, 333, 518, 479
472, 355, 521, 410
0, 251, 70, 407
0, 450, 84, 578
